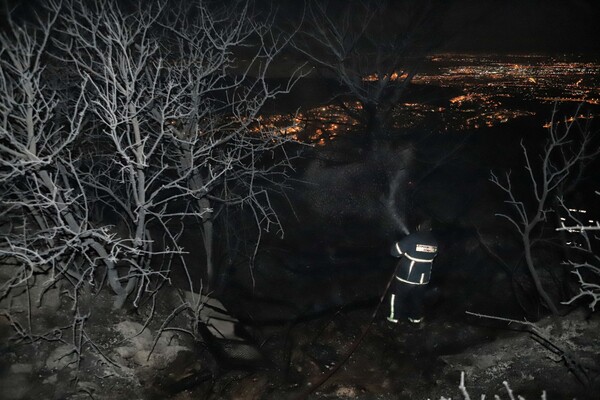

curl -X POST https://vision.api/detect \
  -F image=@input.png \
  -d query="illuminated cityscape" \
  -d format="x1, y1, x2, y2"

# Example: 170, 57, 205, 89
419, 54, 600, 106
259, 54, 600, 141
405, 54, 600, 130
253, 102, 362, 145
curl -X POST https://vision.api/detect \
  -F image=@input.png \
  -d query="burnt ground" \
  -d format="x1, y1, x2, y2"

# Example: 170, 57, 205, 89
2, 121, 600, 400
208, 222, 600, 399
2, 92, 600, 399
1, 260, 599, 400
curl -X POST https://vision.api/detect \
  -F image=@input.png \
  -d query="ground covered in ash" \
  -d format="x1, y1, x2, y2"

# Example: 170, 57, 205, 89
2, 117, 599, 399
1, 279, 598, 400
2, 195, 600, 400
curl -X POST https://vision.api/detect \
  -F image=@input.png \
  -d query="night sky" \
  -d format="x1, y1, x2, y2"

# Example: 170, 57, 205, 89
4, 0, 600, 55
438, 0, 600, 54
272, 0, 600, 55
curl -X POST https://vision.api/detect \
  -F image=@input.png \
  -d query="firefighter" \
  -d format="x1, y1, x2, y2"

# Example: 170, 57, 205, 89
387, 219, 438, 324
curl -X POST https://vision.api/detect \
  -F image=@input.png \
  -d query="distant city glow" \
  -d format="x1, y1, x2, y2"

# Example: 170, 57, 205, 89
252, 102, 362, 145
416, 54, 600, 106
363, 71, 408, 82
256, 54, 600, 142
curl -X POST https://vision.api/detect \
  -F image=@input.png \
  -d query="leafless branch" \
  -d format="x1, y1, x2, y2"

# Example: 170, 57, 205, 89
489, 106, 598, 316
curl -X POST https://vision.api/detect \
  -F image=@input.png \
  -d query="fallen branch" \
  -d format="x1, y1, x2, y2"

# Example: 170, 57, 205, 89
466, 311, 593, 387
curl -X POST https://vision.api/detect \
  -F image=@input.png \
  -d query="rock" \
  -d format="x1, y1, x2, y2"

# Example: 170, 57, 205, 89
30, 276, 62, 313
46, 344, 78, 370
131, 346, 190, 369
113, 320, 190, 369
0, 271, 62, 315
77, 381, 100, 396
114, 346, 136, 360
9, 363, 33, 374
334, 385, 358, 398
115, 321, 154, 349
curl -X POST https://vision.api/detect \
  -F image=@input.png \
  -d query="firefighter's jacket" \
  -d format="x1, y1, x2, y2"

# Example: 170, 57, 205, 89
391, 231, 438, 285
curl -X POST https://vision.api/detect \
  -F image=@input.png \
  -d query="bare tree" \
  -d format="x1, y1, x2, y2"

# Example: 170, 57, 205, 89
490, 107, 599, 316
0, 6, 128, 314
0, 4, 304, 387
293, 0, 433, 140
160, 1, 304, 288
557, 192, 600, 312
50, 0, 302, 294
0, 0, 301, 319
44, 0, 187, 307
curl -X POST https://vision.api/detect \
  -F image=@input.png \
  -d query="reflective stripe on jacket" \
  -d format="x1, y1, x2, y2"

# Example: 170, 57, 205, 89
391, 231, 438, 285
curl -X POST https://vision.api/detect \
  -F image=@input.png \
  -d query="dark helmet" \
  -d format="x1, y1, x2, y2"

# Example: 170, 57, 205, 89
416, 218, 433, 232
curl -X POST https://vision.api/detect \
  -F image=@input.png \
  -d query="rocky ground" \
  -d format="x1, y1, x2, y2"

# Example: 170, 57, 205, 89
1, 268, 599, 400
2, 114, 598, 399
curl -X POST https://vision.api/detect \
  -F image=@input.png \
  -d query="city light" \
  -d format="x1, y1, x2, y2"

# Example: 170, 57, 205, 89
255, 54, 600, 142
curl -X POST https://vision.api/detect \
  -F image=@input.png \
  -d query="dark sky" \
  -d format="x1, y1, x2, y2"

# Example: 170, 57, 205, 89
437, 0, 600, 54
275, 0, 600, 55
276, 0, 600, 55
4, 0, 600, 55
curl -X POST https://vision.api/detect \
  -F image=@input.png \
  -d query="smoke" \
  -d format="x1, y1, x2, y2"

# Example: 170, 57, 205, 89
299, 145, 415, 242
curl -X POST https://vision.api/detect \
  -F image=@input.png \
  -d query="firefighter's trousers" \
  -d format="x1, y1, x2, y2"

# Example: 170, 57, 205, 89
386, 279, 427, 323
